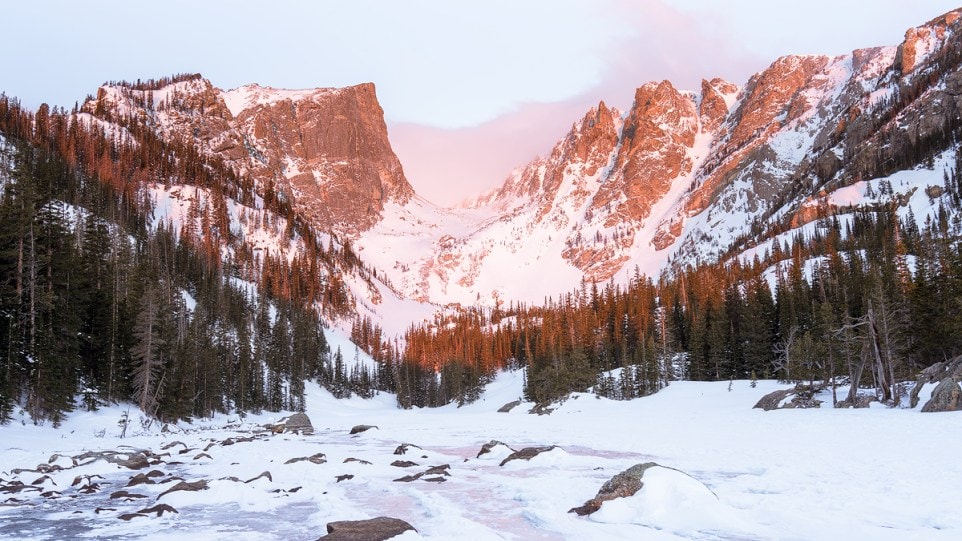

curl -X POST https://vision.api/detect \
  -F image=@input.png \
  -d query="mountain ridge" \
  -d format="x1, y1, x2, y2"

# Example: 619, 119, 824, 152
73, 7, 962, 312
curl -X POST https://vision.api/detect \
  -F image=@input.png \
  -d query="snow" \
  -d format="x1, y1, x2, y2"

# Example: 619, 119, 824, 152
3, 374, 961, 540
221, 85, 337, 118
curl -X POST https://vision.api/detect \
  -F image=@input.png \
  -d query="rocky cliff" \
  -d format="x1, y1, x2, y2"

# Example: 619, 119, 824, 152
83, 78, 413, 237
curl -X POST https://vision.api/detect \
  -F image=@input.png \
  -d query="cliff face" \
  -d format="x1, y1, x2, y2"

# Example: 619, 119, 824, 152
84, 79, 413, 237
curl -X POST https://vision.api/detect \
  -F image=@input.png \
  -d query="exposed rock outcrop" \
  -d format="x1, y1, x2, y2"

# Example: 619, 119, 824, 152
318, 516, 416, 541
921, 378, 962, 412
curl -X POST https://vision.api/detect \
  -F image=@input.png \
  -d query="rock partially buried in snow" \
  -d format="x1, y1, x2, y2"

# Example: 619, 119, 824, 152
318, 516, 416, 540
584, 463, 742, 534
499, 446, 557, 466
570, 462, 664, 516
497, 400, 521, 413
921, 378, 962, 412
349, 424, 378, 435
476, 440, 515, 460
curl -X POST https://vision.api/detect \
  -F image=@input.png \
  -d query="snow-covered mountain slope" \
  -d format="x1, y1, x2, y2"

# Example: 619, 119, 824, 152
79, 76, 438, 334
359, 8, 962, 306
78, 9, 962, 315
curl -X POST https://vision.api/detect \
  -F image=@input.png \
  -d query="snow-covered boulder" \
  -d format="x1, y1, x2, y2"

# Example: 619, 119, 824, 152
569, 462, 675, 516
582, 463, 747, 534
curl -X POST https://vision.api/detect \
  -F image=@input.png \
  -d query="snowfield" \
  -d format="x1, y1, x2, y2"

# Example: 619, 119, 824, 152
2, 373, 960, 540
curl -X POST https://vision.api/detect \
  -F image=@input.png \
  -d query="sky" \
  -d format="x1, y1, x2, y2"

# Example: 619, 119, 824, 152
3, 1, 960, 206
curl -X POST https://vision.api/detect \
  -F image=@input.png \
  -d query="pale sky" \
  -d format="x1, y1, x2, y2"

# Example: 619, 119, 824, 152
3, 1, 960, 205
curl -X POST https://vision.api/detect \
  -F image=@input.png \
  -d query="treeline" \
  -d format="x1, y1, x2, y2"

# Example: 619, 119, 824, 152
0, 94, 381, 425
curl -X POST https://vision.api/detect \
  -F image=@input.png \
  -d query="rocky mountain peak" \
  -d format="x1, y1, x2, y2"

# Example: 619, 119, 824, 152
83, 77, 413, 238
899, 9, 962, 74
699, 78, 738, 132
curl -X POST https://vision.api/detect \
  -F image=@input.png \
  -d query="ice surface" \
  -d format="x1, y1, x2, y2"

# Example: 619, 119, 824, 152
2, 375, 960, 540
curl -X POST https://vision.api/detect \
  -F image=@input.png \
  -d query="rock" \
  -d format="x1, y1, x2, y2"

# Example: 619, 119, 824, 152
335, 474, 354, 483
527, 403, 555, 416
283, 412, 314, 435
244, 471, 272, 484
476, 440, 514, 458
569, 462, 715, 517
497, 400, 521, 413
136, 503, 178, 516
318, 516, 416, 540
110, 490, 147, 500
161, 441, 188, 451
423, 464, 450, 476
911, 356, 962, 407
754, 384, 824, 410
499, 446, 558, 467
835, 394, 878, 409
126, 470, 165, 487
921, 378, 962, 412
118, 512, 146, 521
285, 452, 327, 465
350, 424, 378, 435
393, 464, 450, 483
157, 480, 209, 500
753, 389, 794, 411
393, 443, 420, 455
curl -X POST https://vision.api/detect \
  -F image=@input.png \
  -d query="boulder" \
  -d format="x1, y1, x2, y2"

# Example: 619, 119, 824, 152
497, 400, 521, 413
753, 384, 824, 410
349, 424, 378, 435
318, 516, 416, 540
911, 356, 962, 408
921, 378, 962, 412
283, 412, 314, 435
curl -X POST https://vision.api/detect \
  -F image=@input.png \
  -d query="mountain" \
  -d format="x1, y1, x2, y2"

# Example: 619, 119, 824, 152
74, 9, 962, 311
83, 78, 413, 238
357, 8, 962, 306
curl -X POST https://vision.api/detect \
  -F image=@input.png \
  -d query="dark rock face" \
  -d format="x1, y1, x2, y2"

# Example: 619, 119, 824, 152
318, 516, 416, 541
921, 378, 962, 412
569, 462, 661, 516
